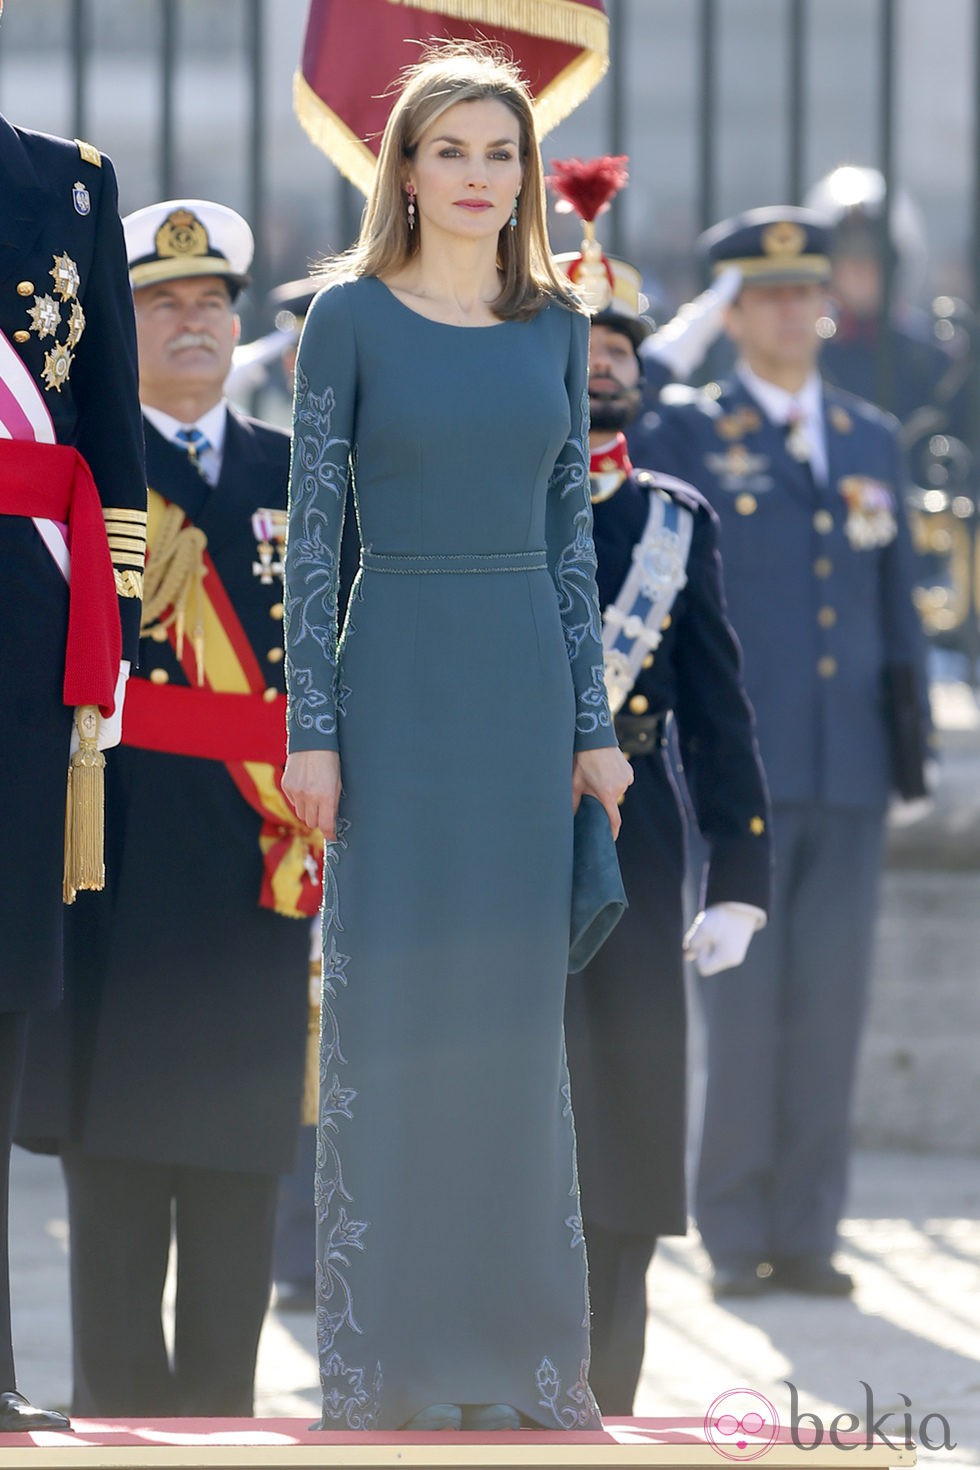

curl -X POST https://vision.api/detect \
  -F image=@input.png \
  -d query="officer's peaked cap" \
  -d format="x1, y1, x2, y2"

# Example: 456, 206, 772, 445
123, 199, 253, 297
699, 205, 831, 286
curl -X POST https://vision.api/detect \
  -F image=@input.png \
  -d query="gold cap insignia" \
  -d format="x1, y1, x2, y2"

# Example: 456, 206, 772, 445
762, 220, 807, 258
156, 209, 210, 260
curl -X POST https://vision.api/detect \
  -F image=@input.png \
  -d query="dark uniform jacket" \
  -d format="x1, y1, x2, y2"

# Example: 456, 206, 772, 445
565, 467, 771, 1236
630, 377, 929, 811
19, 410, 310, 1175
0, 117, 144, 1011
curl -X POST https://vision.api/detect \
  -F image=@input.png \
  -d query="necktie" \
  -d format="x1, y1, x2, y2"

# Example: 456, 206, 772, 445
174, 426, 211, 478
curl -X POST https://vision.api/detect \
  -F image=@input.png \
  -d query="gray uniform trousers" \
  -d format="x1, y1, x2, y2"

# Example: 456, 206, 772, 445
695, 802, 883, 1266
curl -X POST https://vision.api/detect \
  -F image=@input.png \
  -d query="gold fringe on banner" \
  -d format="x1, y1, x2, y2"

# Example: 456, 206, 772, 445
532, 44, 608, 137
300, 950, 322, 1127
390, 0, 608, 52
63, 706, 106, 904
294, 69, 378, 197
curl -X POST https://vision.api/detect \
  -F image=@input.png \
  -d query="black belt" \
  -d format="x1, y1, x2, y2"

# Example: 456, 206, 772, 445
615, 713, 666, 755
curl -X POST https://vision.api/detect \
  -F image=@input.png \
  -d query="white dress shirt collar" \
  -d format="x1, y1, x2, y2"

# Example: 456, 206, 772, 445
735, 362, 828, 484
142, 400, 228, 484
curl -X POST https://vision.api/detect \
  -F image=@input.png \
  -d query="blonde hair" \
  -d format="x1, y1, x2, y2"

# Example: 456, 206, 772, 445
319, 40, 582, 322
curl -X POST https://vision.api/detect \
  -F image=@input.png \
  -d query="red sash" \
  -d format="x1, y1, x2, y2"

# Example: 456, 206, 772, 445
0, 439, 121, 715
123, 489, 322, 918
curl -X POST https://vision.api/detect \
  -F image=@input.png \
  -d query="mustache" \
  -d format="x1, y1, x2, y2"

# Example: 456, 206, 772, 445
168, 331, 220, 354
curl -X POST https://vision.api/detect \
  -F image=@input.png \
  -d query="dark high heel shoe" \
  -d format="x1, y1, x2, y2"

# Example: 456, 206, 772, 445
462, 1403, 522, 1431
401, 1404, 463, 1431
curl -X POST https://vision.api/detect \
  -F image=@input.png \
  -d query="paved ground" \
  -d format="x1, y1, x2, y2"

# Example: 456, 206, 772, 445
9, 1146, 979, 1463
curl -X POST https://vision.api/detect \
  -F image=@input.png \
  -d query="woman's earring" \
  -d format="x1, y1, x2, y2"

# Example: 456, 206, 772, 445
510, 195, 519, 230
406, 184, 417, 232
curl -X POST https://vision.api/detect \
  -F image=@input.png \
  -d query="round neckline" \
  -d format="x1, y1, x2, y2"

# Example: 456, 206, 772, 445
371, 275, 511, 331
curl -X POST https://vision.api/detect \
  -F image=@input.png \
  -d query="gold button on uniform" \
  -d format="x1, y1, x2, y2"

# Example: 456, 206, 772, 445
749, 816, 766, 836
818, 605, 837, 628
269, 602, 285, 621
817, 655, 837, 678
813, 510, 834, 534
16, 281, 34, 296
661, 614, 672, 631
149, 668, 169, 685
262, 687, 279, 702
814, 556, 833, 579
628, 694, 649, 715
12, 330, 29, 343
735, 493, 757, 516
267, 646, 284, 664
642, 654, 655, 670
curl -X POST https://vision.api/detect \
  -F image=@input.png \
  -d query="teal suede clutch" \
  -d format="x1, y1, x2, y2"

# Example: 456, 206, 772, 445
568, 795, 628, 973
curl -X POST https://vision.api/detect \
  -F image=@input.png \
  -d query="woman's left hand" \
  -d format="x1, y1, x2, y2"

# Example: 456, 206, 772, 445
572, 745, 634, 839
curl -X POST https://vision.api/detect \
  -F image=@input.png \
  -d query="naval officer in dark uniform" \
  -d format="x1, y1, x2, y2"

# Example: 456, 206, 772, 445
549, 163, 771, 1414
634, 208, 929, 1300
29, 200, 317, 1416
0, 30, 145, 1427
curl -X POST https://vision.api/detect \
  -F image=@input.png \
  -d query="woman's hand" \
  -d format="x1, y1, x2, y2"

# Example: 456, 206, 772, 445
282, 749, 342, 840
572, 745, 634, 840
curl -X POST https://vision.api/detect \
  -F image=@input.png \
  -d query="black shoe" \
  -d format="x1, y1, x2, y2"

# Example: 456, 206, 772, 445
0, 1392, 72, 1433
273, 1280, 316, 1313
770, 1254, 854, 1296
711, 1259, 773, 1299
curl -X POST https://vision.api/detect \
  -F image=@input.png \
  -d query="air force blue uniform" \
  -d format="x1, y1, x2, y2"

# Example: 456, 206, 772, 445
633, 370, 929, 1270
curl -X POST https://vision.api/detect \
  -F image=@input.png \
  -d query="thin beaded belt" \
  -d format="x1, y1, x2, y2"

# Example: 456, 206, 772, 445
360, 549, 548, 575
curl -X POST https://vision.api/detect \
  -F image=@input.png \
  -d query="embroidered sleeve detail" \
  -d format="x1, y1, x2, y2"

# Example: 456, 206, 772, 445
285, 286, 356, 753
546, 318, 614, 748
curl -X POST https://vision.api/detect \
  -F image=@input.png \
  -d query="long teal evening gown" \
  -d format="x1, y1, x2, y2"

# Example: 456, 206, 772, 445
284, 275, 614, 1431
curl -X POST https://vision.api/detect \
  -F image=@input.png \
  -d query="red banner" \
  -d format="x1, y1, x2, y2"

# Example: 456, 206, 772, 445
295, 0, 608, 195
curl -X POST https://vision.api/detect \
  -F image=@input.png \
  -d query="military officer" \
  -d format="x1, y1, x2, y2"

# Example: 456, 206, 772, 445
635, 207, 929, 1300
0, 28, 145, 1430
549, 160, 771, 1415
20, 201, 318, 1416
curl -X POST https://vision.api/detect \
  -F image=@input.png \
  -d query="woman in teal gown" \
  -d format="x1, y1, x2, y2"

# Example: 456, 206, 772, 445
282, 43, 632, 1433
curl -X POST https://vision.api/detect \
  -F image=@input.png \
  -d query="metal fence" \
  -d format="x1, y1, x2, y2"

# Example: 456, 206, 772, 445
4, 0, 980, 665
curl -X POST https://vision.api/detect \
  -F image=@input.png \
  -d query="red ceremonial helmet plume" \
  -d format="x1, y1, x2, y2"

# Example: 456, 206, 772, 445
546, 154, 629, 222
547, 155, 629, 312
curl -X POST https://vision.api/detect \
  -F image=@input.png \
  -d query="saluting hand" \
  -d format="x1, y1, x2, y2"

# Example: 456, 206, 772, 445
572, 746, 634, 841
282, 749, 342, 840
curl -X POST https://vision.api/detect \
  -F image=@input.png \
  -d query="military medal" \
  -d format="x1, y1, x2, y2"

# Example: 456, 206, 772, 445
838, 476, 897, 549
72, 180, 91, 216
785, 416, 810, 463
26, 254, 85, 392
252, 508, 287, 584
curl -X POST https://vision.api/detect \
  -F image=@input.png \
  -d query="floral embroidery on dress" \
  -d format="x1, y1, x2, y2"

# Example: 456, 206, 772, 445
315, 821, 380, 1428
536, 1356, 600, 1429
285, 364, 352, 742
320, 1352, 382, 1432
547, 373, 613, 738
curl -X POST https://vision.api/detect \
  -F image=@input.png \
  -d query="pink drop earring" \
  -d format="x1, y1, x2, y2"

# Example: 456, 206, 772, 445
406, 183, 417, 231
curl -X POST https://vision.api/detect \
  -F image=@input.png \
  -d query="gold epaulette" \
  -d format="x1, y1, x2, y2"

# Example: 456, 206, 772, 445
103, 506, 147, 600
141, 489, 207, 683
75, 138, 102, 168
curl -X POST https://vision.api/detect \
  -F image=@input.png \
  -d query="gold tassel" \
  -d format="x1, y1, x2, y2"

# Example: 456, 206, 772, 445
300, 951, 322, 1127
63, 706, 105, 904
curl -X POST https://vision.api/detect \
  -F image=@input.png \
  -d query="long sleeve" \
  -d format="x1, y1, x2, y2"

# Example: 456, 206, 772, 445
284, 283, 356, 754
546, 309, 616, 752
66, 152, 146, 666
671, 508, 772, 913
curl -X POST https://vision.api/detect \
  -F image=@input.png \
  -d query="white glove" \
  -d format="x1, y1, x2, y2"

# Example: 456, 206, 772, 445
641, 266, 743, 381
683, 900, 766, 977
70, 659, 130, 755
